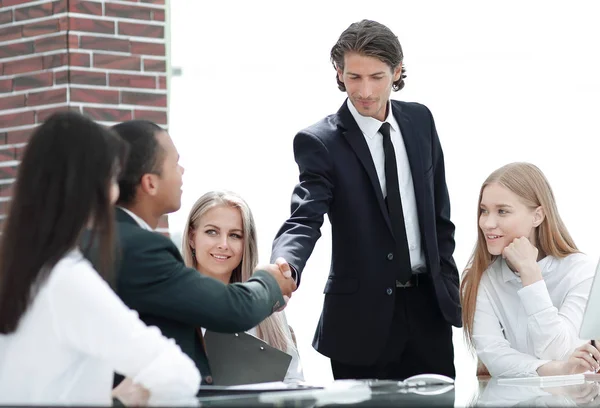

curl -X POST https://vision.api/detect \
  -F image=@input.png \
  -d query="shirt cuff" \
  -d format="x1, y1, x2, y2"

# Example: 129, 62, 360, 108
518, 280, 553, 317
290, 265, 299, 285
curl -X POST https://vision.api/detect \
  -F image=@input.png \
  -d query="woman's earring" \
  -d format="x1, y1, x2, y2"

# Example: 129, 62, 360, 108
191, 248, 196, 257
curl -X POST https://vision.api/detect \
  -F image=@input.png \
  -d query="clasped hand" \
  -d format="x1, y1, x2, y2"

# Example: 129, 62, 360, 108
256, 257, 297, 311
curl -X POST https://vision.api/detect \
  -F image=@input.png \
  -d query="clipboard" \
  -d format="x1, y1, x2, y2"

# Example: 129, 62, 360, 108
204, 330, 292, 386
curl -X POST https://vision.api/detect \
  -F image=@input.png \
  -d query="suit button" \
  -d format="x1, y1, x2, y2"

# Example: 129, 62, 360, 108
387, 253, 394, 261
386, 288, 393, 295
205, 375, 213, 384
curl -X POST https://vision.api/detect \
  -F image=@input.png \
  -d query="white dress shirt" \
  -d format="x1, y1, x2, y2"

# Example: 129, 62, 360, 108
0, 249, 200, 406
118, 206, 153, 231
347, 99, 425, 269
473, 253, 596, 377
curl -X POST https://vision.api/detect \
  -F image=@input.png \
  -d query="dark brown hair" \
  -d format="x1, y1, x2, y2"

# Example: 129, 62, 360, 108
0, 111, 129, 333
331, 19, 407, 92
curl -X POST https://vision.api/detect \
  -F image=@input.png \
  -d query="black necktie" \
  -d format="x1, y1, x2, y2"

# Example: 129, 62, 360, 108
380, 122, 412, 284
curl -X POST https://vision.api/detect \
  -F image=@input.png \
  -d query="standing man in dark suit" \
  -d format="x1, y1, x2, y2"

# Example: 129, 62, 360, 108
271, 19, 461, 380
107, 120, 296, 385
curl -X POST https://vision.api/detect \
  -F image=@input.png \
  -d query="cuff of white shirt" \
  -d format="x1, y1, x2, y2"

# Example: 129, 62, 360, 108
290, 265, 299, 285
530, 359, 552, 376
518, 280, 553, 317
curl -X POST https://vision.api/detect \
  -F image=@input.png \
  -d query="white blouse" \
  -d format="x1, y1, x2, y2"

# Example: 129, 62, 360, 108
0, 249, 200, 405
473, 253, 596, 377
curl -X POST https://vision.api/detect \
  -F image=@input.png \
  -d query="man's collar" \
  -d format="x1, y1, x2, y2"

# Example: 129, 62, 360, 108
116, 206, 153, 231
346, 99, 399, 139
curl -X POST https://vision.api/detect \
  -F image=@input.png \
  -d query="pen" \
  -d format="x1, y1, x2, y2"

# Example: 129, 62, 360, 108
592, 340, 599, 373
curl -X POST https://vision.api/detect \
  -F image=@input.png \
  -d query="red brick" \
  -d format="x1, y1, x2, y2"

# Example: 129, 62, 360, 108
105, 3, 152, 20
0, 25, 22, 42
143, 58, 165, 72
22, 18, 62, 38
70, 17, 114, 34
0, 111, 35, 129
152, 10, 165, 21
68, 0, 102, 15
0, 165, 18, 180
14, 145, 25, 160
2, 0, 39, 7
53, 0, 67, 14
54, 70, 68, 85
26, 88, 67, 107
0, 133, 5, 144
0, 95, 26, 110
121, 91, 166, 107
42, 53, 68, 69
80, 35, 129, 53
14, 2, 53, 21
83, 107, 132, 122
4, 56, 43, 75
0, 183, 14, 199
70, 88, 119, 104
0, 201, 11, 217
70, 70, 106, 86
109, 73, 155, 89
133, 109, 167, 124
36, 105, 69, 122
94, 54, 140, 70
158, 76, 166, 89
13, 72, 53, 91
0, 148, 15, 161
130, 41, 165, 56
0, 42, 34, 59
140, 0, 165, 4
69, 53, 91, 67
0, 79, 11, 93
6, 128, 33, 144
58, 16, 68, 31
0, 10, 13, 24
68, 33, 79, 49
118, 22, 163, 38
34, 32, 67, 52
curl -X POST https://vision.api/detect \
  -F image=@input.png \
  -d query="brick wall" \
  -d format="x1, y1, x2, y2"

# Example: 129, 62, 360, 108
0, 0, 170, 233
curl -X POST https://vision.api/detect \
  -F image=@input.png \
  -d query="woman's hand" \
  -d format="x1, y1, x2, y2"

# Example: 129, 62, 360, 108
502, 237, 542, 286
563, 342, 600, 374
112, 377, 150, 407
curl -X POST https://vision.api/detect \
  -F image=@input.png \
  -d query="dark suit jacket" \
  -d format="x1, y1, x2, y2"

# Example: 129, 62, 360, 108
108, 208, 285, 381
271, 99, 461, 366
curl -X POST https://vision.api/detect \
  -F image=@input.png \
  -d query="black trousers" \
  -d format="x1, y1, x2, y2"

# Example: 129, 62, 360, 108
331, 274, 455, 380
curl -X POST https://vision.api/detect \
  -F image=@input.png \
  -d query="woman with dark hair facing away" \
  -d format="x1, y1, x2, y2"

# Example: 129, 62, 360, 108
0, 112, 200, 405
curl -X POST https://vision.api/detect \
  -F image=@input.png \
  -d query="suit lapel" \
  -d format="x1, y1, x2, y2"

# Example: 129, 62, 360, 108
391, 102, 426, 215
339, 101, 393, 233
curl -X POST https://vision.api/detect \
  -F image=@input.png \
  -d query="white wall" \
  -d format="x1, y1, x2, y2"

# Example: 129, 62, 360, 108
168, 1, 600, 404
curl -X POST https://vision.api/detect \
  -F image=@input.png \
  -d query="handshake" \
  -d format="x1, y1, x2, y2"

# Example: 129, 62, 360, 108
255, 257, 297, 311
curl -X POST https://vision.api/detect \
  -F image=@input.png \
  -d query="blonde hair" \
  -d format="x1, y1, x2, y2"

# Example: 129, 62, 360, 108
182, 190, 293, 352
461, 162, 578, 350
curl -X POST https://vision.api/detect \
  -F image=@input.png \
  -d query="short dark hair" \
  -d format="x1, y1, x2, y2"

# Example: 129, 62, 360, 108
110, 120, 164, 206
330, 19, 407, 92
0, 111, 128, 333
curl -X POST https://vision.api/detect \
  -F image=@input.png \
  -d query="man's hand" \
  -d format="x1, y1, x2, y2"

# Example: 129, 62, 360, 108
502, 237, 542, 286
256, 257, 297, 307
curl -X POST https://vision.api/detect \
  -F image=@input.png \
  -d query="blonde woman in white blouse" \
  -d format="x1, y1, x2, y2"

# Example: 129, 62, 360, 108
460, 162, 600, 378
182, 191, 304, 382
0, 112, 200, 405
